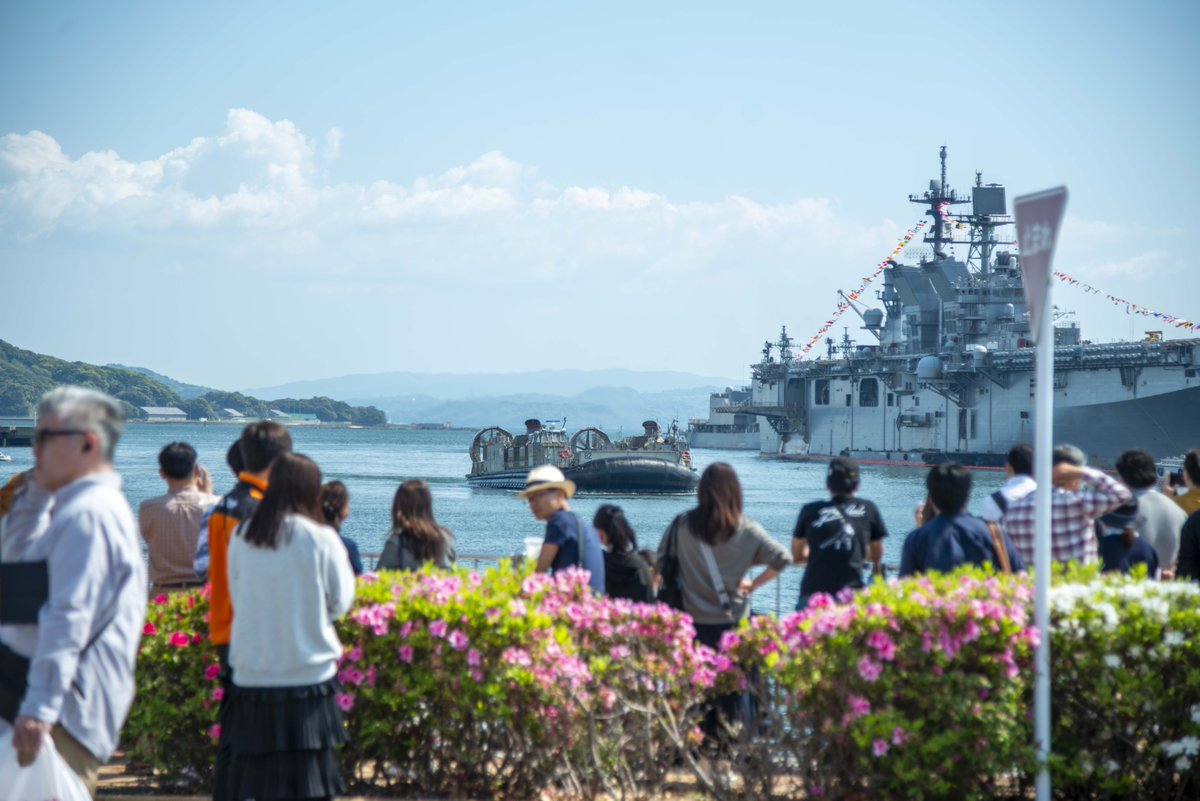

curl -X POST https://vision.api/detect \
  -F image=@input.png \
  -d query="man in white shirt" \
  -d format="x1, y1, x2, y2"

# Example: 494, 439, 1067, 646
979, 444, 1036, 523
2, 386, 146, 795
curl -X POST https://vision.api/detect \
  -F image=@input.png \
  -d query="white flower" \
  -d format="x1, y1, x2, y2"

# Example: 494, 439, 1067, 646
1178, 756, 1193, 772
1164, 631, 1184, 648
1102, 655, 1121, 669
1191, 705, 1200, 726
1104, 759, 1119, 773
1162, 736, 1200, 757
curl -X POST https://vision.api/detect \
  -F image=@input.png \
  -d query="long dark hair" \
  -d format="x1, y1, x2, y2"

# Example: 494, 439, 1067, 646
391, 479, 447, 563
243, 453, 324, 549
593, 504, 638, 553
687, 462, 742, 545
320, 480, 349, 532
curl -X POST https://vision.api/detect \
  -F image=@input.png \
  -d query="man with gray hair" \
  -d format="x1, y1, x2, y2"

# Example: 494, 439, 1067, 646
0, 386, 146, 794
1003, 443, 1132, 566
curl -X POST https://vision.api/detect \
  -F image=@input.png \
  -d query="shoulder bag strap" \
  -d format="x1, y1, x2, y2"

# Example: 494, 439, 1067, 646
985, 521, 1013, 575
699, 541, 732, 613
991, 490, 1008, 514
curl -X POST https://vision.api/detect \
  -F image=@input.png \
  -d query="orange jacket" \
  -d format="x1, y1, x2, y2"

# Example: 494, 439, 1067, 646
207, 472, 267, 645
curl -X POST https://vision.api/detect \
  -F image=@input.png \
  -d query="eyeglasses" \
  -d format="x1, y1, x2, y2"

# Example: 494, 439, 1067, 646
34, 428, 88, 447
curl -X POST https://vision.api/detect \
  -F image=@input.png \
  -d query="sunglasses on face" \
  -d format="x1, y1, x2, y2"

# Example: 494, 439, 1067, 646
34, 428, 88, 447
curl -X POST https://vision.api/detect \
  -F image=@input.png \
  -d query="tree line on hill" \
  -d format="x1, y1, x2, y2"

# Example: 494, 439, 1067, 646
0, 339, 387, 426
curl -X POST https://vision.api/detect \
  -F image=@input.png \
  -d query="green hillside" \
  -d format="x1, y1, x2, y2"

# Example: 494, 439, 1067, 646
0, 340, 386, 425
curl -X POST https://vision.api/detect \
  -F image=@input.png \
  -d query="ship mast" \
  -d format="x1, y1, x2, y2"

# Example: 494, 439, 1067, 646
908, 145, 969, 260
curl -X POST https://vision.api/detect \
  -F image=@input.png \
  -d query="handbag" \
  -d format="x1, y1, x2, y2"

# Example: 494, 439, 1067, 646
655, 516, 686, 610
0, 561, 49, 624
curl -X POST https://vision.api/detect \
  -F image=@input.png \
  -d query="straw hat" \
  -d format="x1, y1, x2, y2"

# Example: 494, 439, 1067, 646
516, 465, 576, 500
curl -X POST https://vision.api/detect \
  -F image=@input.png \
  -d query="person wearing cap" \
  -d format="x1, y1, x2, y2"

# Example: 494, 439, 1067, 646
791, 457, 888, 611
1096, 499, 1159, 577
517, 465, 605, 595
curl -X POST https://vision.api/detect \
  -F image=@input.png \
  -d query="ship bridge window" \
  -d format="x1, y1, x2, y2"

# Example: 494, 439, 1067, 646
859, 378, 879, 407
815, 379, 830, 406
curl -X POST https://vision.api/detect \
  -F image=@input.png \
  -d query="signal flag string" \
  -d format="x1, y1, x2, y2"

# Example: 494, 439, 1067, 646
1052, 272, 1200, 332
797, 213, 934, 359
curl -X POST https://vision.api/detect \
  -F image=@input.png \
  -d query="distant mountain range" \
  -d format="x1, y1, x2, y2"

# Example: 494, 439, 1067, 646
108, 364, 215, 400
1, 340, 737, 429
244, 369, 742, 429
0, 339, 384, 425
244, 368, 739, 401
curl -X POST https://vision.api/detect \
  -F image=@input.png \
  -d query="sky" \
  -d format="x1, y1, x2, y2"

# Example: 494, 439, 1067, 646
2, 1, 1198, 391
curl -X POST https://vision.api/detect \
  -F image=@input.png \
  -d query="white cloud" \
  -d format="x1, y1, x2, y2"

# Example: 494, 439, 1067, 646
322, 127, 343, 161
4, 108, 1178, 383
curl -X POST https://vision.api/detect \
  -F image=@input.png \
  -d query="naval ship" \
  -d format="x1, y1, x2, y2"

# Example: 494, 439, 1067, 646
739, 148, 1200, 469
686, 386, 761, 450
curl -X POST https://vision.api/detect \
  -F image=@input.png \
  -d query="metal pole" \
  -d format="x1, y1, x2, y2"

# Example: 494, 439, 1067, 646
1033, 284, 1054, 801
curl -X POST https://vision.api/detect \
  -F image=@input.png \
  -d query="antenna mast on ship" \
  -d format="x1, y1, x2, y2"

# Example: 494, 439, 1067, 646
908, 145, 969, 261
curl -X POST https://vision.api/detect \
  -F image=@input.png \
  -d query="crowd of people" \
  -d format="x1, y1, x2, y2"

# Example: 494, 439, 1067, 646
2, 384, 1200, 799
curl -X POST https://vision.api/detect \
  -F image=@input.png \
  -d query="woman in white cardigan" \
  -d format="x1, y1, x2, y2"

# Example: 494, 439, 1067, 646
226, 452, 356, 801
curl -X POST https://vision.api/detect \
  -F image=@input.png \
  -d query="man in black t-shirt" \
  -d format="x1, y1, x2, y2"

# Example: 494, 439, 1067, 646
791, 457, 888, 610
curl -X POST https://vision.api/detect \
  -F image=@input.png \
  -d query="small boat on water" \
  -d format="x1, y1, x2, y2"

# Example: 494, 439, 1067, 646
0, 452, 12, 462
467, 419, 698, 494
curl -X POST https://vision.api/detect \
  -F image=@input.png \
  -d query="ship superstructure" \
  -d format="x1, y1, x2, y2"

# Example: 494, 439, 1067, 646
686, 386, 761, 450
740, 148, 1200, 468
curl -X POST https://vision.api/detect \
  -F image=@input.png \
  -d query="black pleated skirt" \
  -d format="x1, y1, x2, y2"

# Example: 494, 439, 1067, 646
224, 677, 349, 801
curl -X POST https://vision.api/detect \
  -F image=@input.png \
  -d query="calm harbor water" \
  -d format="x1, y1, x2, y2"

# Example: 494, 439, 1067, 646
1, 423, 1005, 613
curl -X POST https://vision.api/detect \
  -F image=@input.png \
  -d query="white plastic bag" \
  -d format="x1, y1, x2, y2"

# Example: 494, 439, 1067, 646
0, 732, 91, 801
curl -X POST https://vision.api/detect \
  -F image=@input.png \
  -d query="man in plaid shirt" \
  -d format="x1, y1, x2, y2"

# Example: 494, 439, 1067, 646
1004, 444, 1132, 565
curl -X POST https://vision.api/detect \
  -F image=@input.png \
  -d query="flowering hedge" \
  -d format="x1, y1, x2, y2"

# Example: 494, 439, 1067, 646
121, 563, 715, 797
122, 588, 222, 788
334, 566, 715, 798
1049, 570, 1200, 799
719, 570, 1039, 800
121, 565, 1200, 799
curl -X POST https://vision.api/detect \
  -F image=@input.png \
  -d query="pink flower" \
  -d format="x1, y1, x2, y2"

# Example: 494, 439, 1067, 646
154, 594, 168, 605
467, 649, 481, 667
872, 738, 889, 757
448, 629, 469, 651
857, 657, 882, 683
891, 726, 908, 745
429, 620, 447, 639
212, 687, 224, 701
204, 663, 221, 680
143, 622, 158, 636
846, 693, 870, 720
397, 645, 414, 663
168, 631, 190, 648
346, 645, 363, 662
335, 692, 355, 711
207, 724, 221, 741
503, 647, 532, 667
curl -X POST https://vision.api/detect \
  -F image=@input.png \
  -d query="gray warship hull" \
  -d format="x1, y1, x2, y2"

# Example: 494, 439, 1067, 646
742, 148, 1199, 469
